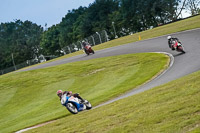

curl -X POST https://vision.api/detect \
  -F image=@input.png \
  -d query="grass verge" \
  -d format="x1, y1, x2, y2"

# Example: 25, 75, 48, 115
27, 66, 200, 133
0, 53, 168, 133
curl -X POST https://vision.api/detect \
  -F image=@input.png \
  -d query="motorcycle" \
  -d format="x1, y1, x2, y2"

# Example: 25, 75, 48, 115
61, 94, 92, 114
84, 44, 95, 55
171, 40, 185, 53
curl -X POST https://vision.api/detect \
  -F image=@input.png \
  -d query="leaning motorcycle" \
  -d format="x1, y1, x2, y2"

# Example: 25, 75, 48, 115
171, 40, 186, 53
84, 45, 95, 55
61, 94, 92, 114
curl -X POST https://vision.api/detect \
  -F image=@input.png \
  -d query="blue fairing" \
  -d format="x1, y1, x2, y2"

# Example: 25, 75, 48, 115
71, 101, 84, 111
62, 96, 70, 106
64, 96, 84, 112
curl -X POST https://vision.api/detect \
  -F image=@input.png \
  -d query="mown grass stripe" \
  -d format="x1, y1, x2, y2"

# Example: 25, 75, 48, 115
0, 53, 168, 133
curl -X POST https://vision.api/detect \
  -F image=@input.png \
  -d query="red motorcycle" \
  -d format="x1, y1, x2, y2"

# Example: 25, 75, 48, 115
84, 45, 95, 55
171, 40, 185, 53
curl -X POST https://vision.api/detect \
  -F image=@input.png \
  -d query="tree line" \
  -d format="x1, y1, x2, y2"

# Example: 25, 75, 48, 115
0, 20, 43, 70
0, 0, 199, 70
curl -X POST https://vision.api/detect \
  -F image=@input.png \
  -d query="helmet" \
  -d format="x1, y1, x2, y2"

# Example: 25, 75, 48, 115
82, 40, 85, 43
57, 90, 63, 96
167, 36, 172, 40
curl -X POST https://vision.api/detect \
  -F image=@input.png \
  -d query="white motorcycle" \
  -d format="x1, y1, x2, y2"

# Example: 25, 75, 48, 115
61, 94, 92, 114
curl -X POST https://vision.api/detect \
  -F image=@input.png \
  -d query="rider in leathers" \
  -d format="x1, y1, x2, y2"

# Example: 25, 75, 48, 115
82, 40, 88, 53
167, 36, 181, 50
57, 90, 85, 103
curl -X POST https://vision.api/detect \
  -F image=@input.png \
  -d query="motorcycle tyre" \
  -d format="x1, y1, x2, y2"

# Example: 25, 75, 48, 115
181, 50, 186, 54
66, 103, 78, 114
91, 49, 95, 54
178, 46, 186, 54
85, 101, 92, 110
86, 51, 90, 55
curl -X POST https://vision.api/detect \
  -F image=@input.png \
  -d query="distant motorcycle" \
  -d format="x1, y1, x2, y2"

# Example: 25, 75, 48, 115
84, 44, 95, 55
171, 40, 185, 53
61, 94, 92, 114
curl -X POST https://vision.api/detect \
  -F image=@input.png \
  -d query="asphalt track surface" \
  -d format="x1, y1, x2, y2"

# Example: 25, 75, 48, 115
16, 28, 200, 132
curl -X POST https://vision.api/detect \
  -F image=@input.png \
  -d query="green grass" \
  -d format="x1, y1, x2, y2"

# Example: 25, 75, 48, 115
0, 53, 168, 133
27, 66, 200, 133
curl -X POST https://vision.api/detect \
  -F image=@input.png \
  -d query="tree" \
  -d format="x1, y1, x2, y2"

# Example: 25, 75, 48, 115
40, 25, 61, 56
186, 0, 200, 15
81, 0, 120, 38
38, 0, 185, 58
176, 0, 187, 18
0, 20, 43, 70
59, 6, 87, 48
119, 0, 177, 32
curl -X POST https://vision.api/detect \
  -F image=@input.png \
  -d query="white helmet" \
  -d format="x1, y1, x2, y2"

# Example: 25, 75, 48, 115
167, 36, 172, 40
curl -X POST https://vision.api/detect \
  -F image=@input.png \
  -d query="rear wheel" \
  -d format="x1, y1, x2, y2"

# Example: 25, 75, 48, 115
66, 103, 78, 114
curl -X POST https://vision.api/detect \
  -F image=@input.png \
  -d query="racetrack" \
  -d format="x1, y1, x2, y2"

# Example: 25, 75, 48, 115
19, 28, 200, 87
16, 28, 200, 132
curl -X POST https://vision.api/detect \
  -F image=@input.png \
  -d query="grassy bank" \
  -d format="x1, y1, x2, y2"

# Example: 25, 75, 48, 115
28, 66, 200, 133
0, 53, 168, 133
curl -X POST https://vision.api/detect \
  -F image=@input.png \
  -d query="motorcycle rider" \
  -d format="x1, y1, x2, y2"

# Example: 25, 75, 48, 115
167, 36, 181, 50
82, 40, 87, 47
82, 40, 88, 53
57, 90, 85, 103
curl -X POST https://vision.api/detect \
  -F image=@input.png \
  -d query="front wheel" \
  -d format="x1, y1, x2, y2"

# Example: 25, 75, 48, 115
181, 49, 186, 53
91, 49, 95, 54
66, 103, 78, 114
86, 51, 90, 55
84, 100, 92, 110
178, 46, 185, 53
